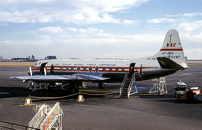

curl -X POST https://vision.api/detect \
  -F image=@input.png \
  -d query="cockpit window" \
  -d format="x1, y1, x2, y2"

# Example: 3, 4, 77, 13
34, 63, 37, 67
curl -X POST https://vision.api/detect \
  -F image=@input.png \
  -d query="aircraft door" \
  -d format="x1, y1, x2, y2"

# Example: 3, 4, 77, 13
129, 63, 136, 77
50, 64, 54, 73
40, 62, 47, 74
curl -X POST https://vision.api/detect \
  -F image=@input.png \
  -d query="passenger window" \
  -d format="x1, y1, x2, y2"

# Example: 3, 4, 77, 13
71, 66, 74, 71
89, 66, 92, 72
60, 66, 63, 71
122, 67, 125, 72
103, 67, 106, 72
95, 66, 99, 72
109, 67, 112, 72
77, 66, 80, 71
66, 66, 69, 71
83, 67, 86, 71
115, 67, 119, 72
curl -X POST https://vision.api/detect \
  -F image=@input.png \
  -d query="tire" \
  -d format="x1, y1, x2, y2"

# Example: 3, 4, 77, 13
187, 93, 193, 101
71, 88, 79, 94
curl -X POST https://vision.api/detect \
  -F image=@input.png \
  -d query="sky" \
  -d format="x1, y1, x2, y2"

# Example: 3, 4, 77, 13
0, 0, 202, 60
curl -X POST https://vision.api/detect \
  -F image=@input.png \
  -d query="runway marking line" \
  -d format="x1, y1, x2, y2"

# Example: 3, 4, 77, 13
187, 64, 202, 66
179, 73, 192, 76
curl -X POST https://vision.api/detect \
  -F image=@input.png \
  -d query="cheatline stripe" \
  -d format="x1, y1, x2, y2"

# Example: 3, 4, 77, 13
160, 48, 183, 51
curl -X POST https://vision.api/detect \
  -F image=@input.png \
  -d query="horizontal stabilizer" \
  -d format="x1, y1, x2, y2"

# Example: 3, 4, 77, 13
157, 57, 184, 69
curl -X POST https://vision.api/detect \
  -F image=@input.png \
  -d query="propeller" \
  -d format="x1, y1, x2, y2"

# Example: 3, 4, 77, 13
29, 67, 33, 76
44, 67, 47, 76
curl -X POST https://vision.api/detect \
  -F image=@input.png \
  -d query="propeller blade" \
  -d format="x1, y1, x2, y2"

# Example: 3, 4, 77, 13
29, 67, 32, 76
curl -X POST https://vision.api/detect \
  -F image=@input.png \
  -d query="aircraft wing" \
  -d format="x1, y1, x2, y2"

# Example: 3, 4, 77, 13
10, 74, 109, 83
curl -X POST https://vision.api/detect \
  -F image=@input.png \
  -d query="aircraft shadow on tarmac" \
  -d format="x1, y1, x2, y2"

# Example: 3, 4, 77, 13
0, 87, 108, 100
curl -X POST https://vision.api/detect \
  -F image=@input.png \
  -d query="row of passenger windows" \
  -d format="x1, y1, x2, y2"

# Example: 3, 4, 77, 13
59, 66, 126, 72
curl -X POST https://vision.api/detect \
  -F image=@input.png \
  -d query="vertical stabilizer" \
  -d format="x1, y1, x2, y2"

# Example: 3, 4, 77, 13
154, 29, 188, 68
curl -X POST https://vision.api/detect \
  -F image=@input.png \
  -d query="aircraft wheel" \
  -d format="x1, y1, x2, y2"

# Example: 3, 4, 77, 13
71, 88, 79, 94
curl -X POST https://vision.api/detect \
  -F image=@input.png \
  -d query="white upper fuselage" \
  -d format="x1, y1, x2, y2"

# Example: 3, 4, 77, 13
33, 57, 160, 73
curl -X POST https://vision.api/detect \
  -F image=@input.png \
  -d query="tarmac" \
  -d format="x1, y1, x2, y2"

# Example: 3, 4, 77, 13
0, 65, 202, 130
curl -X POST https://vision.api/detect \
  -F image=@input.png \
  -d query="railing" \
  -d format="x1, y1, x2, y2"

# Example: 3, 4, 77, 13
39, 102, 61, 130
28, 104, 48, 129
47, 114, 62, 130
119, 73, 128, 97
0, 120, 39, 130
127, 73, 138, 97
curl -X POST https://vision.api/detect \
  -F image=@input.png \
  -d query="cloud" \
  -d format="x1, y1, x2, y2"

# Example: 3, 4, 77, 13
79, 27, 100, 34
0, 0, 148, 24
68, 27, 78, 32
123, 19, 138, 25
167, 12, 202, 18
0, 10, 54, 23
166, 14, 182, 17
181, 32, 202, 43
40, 35, 51, 39
147, 18, 176, 24
0, 0, 56, 3
28, 31, 37, 34
183, 12, 202, 17
38, 27, 64, 33
178, 20, 202, 32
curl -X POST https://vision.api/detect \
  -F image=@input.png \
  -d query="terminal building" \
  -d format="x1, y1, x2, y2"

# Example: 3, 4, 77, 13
45, 56, 57, 60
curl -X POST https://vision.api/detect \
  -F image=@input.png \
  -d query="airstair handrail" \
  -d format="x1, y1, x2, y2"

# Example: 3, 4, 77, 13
47, 114, 62, 130
127, 73, 136, 98
28, 104, 47, 129
39, 101, 61, 130
119, 73, 128, 97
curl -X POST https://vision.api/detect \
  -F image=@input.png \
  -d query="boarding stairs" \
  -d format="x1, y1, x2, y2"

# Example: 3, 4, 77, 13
149, 77, 167, 95
28, 101, 63, 130
119, 73, 138, 98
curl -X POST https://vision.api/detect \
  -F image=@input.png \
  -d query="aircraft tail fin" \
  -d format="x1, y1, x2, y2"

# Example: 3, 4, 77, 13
154, 29, 188, 69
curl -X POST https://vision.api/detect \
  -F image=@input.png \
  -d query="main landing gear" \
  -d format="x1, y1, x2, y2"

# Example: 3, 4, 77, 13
62, 83, 79, 94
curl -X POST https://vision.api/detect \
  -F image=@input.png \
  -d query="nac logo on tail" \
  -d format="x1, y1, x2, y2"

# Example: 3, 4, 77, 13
166, 43, 176, 47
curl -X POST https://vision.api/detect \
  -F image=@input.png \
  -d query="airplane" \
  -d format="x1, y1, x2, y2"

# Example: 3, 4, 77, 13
11, 29, 188, 94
